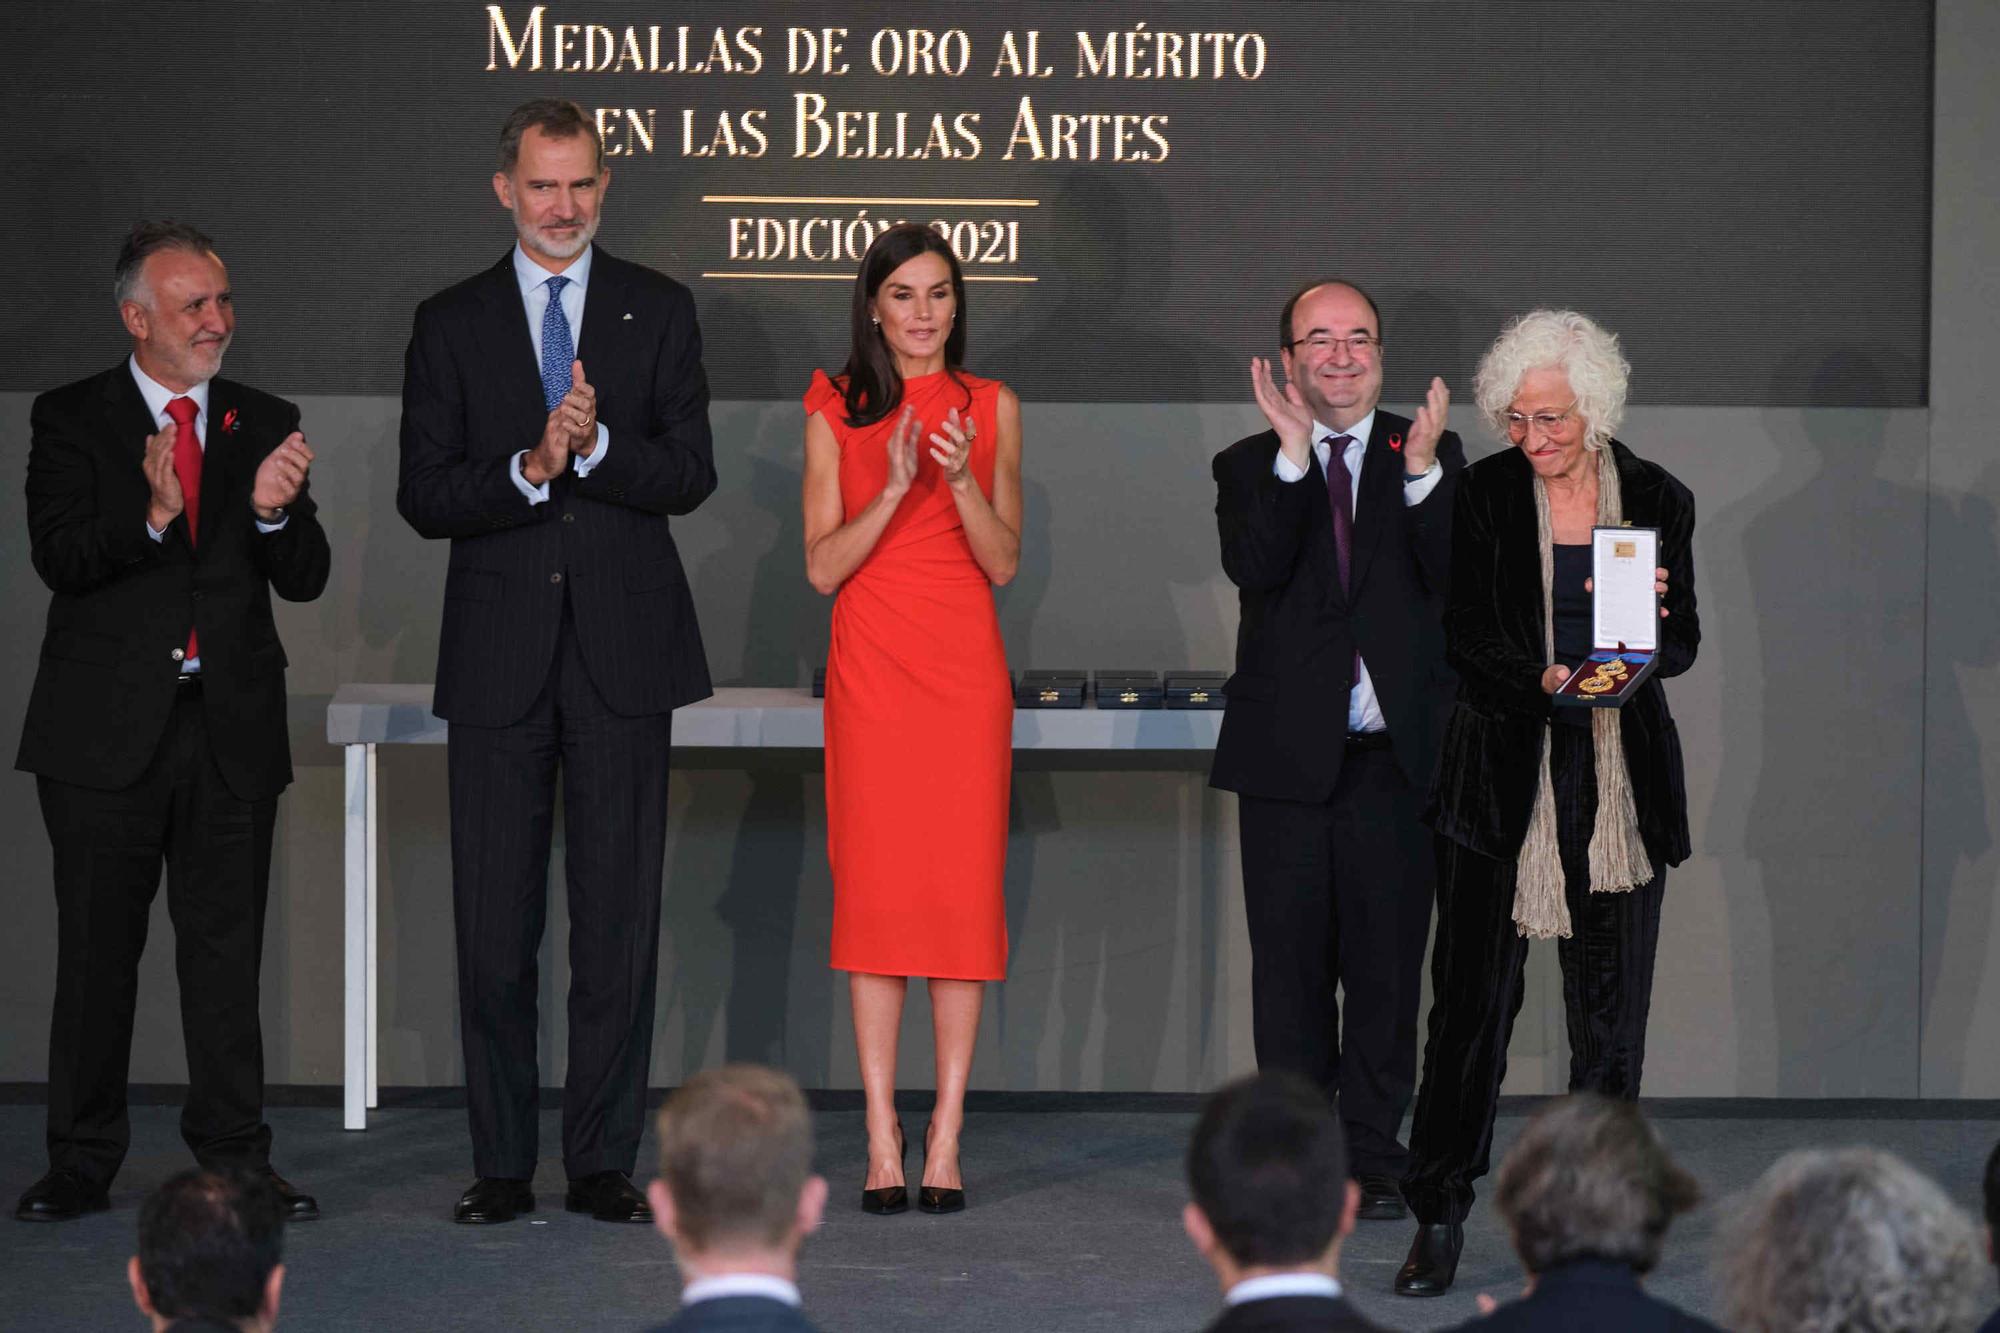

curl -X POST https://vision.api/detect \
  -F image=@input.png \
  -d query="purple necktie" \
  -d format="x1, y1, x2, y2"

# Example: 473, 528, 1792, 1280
1324, 434, 1355, 594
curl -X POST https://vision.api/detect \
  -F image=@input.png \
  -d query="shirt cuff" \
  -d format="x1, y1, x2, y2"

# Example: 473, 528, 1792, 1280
573, 425, 610, 477
510, 450, 552, 505
1272, 448, 1310, 483
146, 521, 166, 542
1401, 460, 1443, 506
255, 514, 290, 534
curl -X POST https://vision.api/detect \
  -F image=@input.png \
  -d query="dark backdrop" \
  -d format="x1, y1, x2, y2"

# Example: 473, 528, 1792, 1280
3, 1, 1930, 403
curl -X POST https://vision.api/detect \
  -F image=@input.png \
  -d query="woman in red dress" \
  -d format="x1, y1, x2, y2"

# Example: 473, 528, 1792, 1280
802, 224, 1021, 1215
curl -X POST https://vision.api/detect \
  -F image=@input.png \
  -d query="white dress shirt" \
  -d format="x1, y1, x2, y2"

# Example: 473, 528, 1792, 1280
131, 356, 288, 673
1270, 409, 1442, 733
509, 243, 611, 503
681, 1273, 803, 1308
1224, 1272, 1345, 1306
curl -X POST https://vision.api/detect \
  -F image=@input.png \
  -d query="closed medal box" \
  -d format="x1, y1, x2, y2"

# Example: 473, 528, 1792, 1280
812, 667, 826, 698
1166, 671, 1229, 709
1094, 670, 1163, 709
1015, 669, 1086, 709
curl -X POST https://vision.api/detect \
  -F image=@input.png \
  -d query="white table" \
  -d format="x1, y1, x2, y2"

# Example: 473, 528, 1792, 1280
327, 684, 1224, 1128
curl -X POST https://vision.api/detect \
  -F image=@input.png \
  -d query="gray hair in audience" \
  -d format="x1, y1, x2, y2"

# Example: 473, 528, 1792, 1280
1472, 308, 1631, 451
1492, 1093, 1699, 1276
1720, 1146, 1984, 1333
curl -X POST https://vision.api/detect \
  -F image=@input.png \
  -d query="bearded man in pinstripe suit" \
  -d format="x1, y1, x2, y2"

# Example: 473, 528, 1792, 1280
397, 98, 715, 1227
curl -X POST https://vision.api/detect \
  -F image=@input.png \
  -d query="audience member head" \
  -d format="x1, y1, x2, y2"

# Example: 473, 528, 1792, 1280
1492, 1093, 1699, 1278
648, 1064, 826, 1281
1720, 1146, 1984, 1333
115, 220, 233, 391
127, 1169, 285, 1333
1182, 1070, 1359, 1291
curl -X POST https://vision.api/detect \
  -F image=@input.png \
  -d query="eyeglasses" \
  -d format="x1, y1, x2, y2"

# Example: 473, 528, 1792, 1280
1286, 334, 1380, 356
1504, 403, 1579, 437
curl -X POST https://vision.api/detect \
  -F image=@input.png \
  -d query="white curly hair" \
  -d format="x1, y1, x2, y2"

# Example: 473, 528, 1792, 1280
1719, 1147, 1985, 1333
1472, 309, 1631, 451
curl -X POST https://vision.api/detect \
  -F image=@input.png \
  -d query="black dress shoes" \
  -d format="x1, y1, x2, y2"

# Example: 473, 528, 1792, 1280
15, 1169, 109, 1222
1355, 1174, 1409, 1221
263, 1170, 320, 1221
1394, 1222, 1464, 1296
565, 1171, 651, 1223
453, 1177, 535, 1224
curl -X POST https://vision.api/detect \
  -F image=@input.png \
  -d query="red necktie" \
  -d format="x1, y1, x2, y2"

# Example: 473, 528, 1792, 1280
166, 396, 202, 661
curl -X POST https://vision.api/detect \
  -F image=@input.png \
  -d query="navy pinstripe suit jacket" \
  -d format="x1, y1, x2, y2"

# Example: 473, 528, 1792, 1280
397, 247, 716, 726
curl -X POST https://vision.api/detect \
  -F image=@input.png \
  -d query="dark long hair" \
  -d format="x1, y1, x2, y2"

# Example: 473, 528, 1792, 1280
839, 223, 969, 426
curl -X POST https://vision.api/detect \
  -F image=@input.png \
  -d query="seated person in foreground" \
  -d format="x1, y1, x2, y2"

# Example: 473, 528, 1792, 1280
1182, 1070, 1383, 1332
1440, 1093, 1718, 1332
645, 1065, 827, 1333
127, 1168, 286, 1333
1721, 1145, 1984, 1333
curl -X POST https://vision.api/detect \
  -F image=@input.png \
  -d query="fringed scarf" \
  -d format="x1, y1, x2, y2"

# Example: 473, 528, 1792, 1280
1513, 448, 1653, 940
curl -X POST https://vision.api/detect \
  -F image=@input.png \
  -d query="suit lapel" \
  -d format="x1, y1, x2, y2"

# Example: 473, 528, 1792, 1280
477, 253, 548, 422
194, 378, 241, 550
1299, 442, 1345, 602
1347, 413, 1406, 593
100, 363, 158, 460
574, 247, 624, 373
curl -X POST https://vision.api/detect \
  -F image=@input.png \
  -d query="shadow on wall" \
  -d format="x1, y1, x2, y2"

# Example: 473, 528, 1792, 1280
994, 470, 1187, 1090
1708, 343, 1948, 1095
983, 167, 1229, 402
1919, 459, 2000, 1092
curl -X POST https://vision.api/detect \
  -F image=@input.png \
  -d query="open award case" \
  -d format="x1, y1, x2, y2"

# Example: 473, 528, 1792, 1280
1552, 526, 1661, 709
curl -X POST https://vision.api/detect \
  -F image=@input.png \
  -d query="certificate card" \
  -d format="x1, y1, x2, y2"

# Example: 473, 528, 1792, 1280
1591, 526, 1660, 652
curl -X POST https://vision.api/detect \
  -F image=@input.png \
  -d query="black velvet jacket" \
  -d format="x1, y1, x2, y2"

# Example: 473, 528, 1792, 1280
1425, 441, 1698, 866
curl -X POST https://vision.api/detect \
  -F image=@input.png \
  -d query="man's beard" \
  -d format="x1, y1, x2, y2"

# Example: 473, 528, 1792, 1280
518, 210, 599, 261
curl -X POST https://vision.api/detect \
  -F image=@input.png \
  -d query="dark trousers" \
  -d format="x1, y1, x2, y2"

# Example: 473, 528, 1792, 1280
37, 682, 277, 1188
1238, 738, 1435, 1178
1403, 723, 1667, 1224
448, 609, 672, 1181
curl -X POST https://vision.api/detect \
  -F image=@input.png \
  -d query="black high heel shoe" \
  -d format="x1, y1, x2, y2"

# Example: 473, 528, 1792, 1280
918, 1124, 965, 1214
860, 1119, 907, 1215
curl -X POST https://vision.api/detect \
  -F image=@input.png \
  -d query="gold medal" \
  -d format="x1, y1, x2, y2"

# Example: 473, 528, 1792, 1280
1579, 675, 1617, 695
1595, 661, 1627, 678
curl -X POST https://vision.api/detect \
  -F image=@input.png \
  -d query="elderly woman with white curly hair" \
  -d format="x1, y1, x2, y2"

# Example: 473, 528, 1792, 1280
1393, 310, 1699, 1297
1721, 1147, 1986, 1333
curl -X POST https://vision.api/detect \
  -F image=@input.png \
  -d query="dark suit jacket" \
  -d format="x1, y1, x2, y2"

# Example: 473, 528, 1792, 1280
397, 247, 716, 727
1210, 411, 1465, 802
16, 364, 330, 800
1201, 1293, 1385, 1333
1977, 1304, 2000, 1333
646, 1294, 821, 1333
1425, 441, 1698, 866
1436, 1259, 1724, 1332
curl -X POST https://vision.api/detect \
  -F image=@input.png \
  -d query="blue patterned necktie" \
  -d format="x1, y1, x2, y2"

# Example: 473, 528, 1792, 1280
540, 274, 573, 410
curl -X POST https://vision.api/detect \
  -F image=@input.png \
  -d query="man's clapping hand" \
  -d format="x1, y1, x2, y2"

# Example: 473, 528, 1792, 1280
252, 432, 314, 520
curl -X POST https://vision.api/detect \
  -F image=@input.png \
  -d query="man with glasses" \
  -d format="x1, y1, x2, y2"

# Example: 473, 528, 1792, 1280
1210, 280, 1463, 1222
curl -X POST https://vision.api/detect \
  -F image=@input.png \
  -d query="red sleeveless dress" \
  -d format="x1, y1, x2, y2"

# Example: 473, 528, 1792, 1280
804, 368, 1013, 980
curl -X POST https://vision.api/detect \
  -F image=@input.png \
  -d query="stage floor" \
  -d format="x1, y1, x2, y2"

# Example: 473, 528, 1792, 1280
4, 1097, 1997, 1332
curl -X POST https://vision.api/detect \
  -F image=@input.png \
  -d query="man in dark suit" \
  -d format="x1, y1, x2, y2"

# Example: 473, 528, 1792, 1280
1210, 281, 1463, 1219
1183, 1071, 1384, 1333
15, 222, 327, 1224
644, 1066, 826, 1333
1980, 1137, 2000, 1333
398, 98, 715, 1225
128, 1168, 287, 1333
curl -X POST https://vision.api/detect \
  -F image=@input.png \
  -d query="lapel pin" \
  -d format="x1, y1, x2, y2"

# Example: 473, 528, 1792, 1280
1387, 433, 1403, 452
622, 312, 633, 320
222, 408, 241, 434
